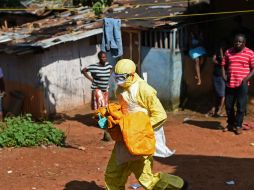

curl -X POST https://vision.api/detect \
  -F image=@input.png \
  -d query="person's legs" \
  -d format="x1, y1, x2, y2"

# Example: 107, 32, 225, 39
93, 89, 111, 141
206, 76, 218, 117
235, 82, 248, 134
217, 96, 225, 116
105, 149, 131, 190
95, 89, 105, 109
103, 90, 109, 107
131, 156, 184, 190
194, 58, 201, 85
213, 76, 225, 116
199, 56, 206, 71
206, 106, 215, 117
91, 90, 97, 110
224, 87, 236, 131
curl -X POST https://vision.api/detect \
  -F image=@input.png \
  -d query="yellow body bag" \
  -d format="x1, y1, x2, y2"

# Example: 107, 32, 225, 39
119, 112, 155, 156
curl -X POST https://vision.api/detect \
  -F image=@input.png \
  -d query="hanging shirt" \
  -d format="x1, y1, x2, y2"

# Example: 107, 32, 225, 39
101, 18, 123, 58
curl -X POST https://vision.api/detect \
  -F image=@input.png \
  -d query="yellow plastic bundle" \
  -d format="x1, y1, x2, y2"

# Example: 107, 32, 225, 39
95, 106, 107, 117
119, 111, 155, 156
96, 104, 155, 156
96, 103, 123, 141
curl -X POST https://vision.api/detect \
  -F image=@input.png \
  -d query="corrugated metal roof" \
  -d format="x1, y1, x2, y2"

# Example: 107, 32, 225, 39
105, 0, 210, 29
32, 27, 103, 48
0, 6, 103, 55
0, 0, 210, 55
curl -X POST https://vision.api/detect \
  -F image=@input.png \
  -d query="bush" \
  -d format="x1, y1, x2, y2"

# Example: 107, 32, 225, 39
0, 114, 65, 147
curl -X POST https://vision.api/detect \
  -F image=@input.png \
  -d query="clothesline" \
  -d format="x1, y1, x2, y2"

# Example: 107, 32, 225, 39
122, 9, 254, 20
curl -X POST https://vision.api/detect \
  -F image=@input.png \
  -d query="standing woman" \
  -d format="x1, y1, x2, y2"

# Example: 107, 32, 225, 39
82, 51, 112, 110
188, 28, 207, 85
206, 41, 227, 117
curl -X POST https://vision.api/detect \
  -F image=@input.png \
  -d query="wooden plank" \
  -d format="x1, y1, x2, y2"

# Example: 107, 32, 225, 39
169, 31, 173, 49
164, 32, 169, 49
144, 31, 148, 47
159, 32, 163, 48
154, 31, 158, 48
149, 31, 153, 47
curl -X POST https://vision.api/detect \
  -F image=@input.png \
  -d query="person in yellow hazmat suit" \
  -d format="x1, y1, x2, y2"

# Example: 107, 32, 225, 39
104, 59, 188, 190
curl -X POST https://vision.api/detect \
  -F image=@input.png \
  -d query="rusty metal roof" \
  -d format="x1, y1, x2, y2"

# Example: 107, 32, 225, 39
105, 0, 210, 29
0, 6, 103, 55
0, 0, 211, 55
105, 0, 189, 29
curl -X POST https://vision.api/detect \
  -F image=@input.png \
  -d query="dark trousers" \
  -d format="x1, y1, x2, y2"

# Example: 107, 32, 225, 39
225, 82, 248, 128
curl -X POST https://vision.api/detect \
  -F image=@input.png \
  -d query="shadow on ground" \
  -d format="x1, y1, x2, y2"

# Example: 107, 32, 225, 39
155, 154, 254, 190
183, 120, 223, 130
53, 113, 98, 127
63, 180, 104, 190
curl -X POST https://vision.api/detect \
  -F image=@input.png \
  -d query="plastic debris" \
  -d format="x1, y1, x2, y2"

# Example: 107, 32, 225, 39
98, 113, 108, 129
78, 146, 86, 151
183, 117, 190, 123
225, 180, 235, 185
130, 183, 142, 189
7, 170, 13, 174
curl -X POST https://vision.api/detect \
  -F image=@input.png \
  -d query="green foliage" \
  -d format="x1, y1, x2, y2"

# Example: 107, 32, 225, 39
0, 0, 113, 15
73, 0, 112, 15
92, 0, 112, 15
92, 1, 103, 15
0, 114, 65, 148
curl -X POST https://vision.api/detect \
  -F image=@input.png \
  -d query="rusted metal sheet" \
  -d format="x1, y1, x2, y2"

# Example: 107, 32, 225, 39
4, 80, 45, 118
105, 0, 192, 29
0, 5, 102, 55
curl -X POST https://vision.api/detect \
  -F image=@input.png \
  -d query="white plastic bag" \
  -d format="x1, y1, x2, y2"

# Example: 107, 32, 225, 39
153, 126, 175, 157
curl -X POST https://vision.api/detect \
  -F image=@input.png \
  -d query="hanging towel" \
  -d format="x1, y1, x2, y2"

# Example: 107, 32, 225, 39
101, 18, 123, 58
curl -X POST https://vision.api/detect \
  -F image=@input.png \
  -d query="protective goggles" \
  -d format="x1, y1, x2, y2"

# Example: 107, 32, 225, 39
113, 73, 131, 84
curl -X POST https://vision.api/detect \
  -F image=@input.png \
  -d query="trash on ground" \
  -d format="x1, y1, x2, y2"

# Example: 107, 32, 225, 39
242, 122, 254, 130
41, 145, 47, 149
225, 180, 235, 185
250, 143, 254, 146
7, 170, 13, 174
183, 117, 191, 123
130, 183, 142, 189
78, 146, 86, 151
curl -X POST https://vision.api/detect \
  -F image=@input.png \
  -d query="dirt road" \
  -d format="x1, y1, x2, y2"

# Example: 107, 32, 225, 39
0, 106, 253, 190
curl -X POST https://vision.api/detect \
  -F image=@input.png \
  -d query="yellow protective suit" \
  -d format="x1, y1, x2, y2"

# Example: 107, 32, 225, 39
105, 59, 184, 190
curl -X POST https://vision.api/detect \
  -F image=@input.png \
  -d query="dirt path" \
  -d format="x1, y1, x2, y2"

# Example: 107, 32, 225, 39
0, 106, 253, 190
